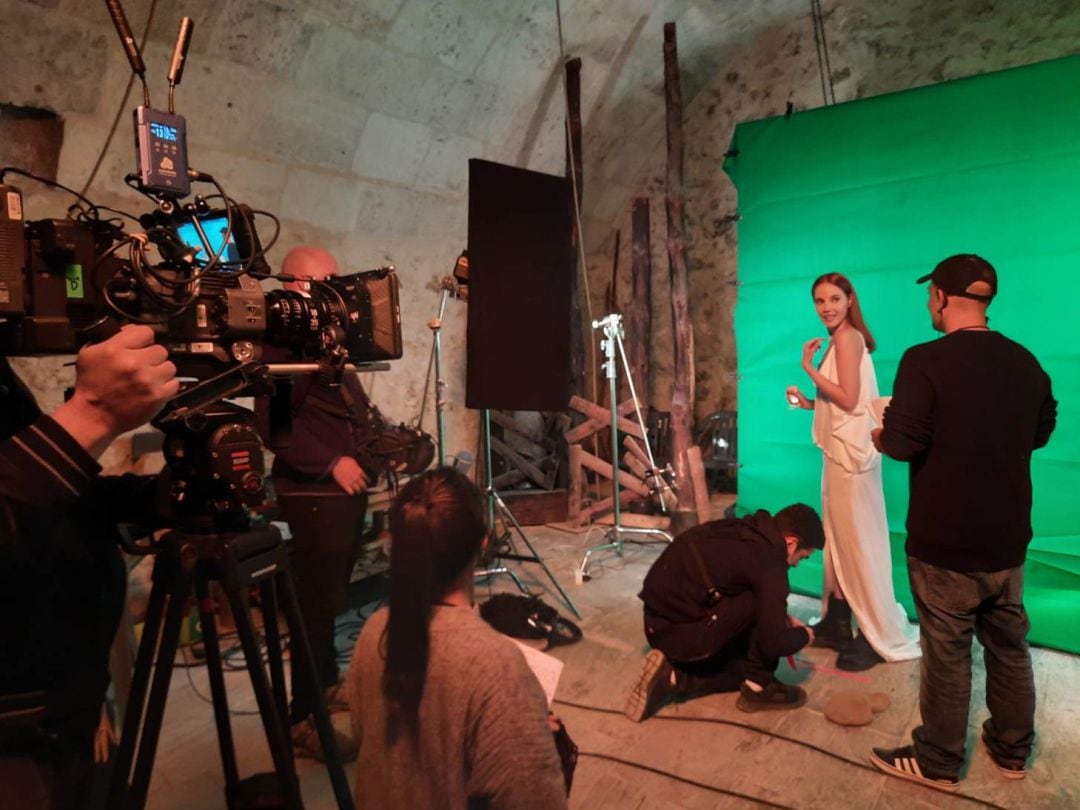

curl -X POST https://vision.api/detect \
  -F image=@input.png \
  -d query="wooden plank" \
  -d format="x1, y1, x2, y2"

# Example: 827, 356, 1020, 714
493, 469, 527, 490
663, 22, 697, 515
577, 450, 650, 498
491, 437, 548, 489
626, 197, 652, 404
594, 511, 671, 530
568, 444, 583, 522
565, 396, 643, 441
623, 435, 652, 468
687, 445, 710, 527
623, 451, 649, 481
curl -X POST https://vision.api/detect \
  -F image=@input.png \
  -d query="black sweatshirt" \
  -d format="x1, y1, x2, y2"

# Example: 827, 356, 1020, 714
0, 358, 155, 732
880, 330, 1056, 573
639, 512, 809, 660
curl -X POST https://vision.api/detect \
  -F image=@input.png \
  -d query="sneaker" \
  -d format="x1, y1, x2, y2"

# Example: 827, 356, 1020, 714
290, 716, 358, 763
324, 676, 350, 714
981, 731, 1027, 780
624, 649, 676, 722
869, 745, 959, 793
735, 680, 806, 713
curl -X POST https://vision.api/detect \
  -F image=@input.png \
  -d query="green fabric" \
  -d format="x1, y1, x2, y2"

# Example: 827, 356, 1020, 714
724, 56, 1080, 653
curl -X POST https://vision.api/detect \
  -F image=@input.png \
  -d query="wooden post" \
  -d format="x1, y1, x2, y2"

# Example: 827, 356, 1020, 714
663, 22, 697, 525
568, 444, 583, 522
565, 56, 586, 400
626, 197, 652, 406
687, 446, 711, 526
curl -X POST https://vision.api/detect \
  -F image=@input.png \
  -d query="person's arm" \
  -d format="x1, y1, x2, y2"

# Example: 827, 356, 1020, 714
802, 330, 862, 412
752, 563, 811, 659
0, 414, 101, 508
878, 349, 934, 461
468, 646, 568, 809
1034, 379, 1057, 450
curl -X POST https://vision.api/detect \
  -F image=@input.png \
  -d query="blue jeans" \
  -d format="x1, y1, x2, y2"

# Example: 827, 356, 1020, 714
908, 557, 1035, 777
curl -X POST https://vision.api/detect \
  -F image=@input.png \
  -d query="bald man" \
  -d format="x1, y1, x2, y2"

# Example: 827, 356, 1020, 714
868, 255, 1057, 792
256, 246, 381, 763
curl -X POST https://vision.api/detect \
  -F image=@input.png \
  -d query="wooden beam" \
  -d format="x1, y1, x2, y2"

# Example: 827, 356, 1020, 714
568, 444, 583, 523
564, 399, 637, 444
663, 22, 697, 515
577, 449, 650, 498
626, 197, 652, 405
493, 469, 527, 490
491, 437, 548, 489
687, 445, 711, 526
623, 435, 652, 468
566, 396, 643, 441
583, 489, 643, 521
623, 451, 649, 481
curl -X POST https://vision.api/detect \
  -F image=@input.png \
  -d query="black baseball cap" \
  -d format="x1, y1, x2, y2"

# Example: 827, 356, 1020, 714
916, 254, 997, 302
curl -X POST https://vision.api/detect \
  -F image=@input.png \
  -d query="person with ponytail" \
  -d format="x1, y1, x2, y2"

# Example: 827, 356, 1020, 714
347, 468, 567, 809
786, 273, 920, 671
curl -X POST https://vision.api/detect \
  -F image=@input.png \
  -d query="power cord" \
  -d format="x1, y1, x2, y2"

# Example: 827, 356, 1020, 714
554, 699, 1012, 810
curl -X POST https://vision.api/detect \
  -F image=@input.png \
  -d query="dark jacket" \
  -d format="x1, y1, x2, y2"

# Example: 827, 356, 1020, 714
880, 330, 1056, 572
639, 511, 809, 660
254, 348, 381, 494
0, 359, 155, 733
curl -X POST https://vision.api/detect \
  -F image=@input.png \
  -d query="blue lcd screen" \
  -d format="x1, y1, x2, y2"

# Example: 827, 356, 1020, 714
175, 217, 241, 266
150, 121, 179, 142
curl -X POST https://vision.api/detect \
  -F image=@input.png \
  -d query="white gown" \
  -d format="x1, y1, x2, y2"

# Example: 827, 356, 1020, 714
812, 334, 920, 662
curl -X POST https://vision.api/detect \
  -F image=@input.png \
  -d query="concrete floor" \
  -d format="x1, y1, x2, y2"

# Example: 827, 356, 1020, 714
144, 503, 1080, 809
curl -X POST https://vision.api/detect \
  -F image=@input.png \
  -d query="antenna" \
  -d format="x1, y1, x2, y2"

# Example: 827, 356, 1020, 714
103, 0, 150, 106
167, 17, 194, 114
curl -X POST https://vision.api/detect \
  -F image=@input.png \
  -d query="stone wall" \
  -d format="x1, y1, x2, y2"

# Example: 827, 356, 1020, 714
4, 0, 1080, 473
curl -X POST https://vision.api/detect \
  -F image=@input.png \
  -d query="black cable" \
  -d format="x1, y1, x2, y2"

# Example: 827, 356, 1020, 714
1, 166, 104, 219
554, 699, 1012, 810
80, 0, 160, 197
178, 643, 261, 717
815, 0, 837, 105
809, 0, 837, 106
578, 751, 797, 809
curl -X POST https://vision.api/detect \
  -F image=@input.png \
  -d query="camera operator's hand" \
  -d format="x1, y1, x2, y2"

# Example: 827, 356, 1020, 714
53, 325, 179, 459
332, 456, 369, 495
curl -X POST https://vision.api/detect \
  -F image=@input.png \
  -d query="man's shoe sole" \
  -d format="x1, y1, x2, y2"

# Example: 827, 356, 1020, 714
868, 751, 959, 793
624, 649, 669, 723
735, 690, 807, 713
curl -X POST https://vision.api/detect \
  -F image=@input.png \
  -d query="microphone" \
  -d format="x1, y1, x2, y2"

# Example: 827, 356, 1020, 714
451, 450, 474, 476
104, 0, 146, 78
168, 17, 194, 88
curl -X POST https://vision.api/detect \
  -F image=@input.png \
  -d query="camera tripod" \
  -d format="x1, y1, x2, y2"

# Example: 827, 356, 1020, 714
108, 524, 353, 810
578, 314, 674, 580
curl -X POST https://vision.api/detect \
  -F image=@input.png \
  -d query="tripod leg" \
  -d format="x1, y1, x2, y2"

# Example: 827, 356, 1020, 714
109, 561, 173, 808
259, 578, 294, 758
195, 575, 241, 799
224, 586, 304, 810
127, 559, 196, 809
277, 571, 356, 810
493, 491, 581, 619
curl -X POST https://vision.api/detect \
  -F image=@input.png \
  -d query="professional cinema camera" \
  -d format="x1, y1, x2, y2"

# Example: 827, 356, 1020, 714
0, 4, 406, 807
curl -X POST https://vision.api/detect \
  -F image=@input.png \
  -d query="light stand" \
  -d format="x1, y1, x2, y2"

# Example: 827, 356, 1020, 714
578, 313, 673, 580
422, 277, 456, 466
476, 409, 581, 618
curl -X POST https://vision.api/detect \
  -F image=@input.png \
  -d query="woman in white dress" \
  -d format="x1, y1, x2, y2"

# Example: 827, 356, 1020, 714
787, 273, 920, 671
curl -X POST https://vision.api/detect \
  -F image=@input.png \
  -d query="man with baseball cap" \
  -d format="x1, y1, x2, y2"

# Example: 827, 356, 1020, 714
867, 254, 1057, 792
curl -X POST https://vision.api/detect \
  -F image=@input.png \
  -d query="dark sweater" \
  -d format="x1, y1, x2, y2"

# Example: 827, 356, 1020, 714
0, 359, 155, 731
880, 330, 1056, 573
639, 512, 809, 660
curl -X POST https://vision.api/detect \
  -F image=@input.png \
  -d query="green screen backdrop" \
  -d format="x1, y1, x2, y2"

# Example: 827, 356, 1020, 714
724, 56, 1080, 653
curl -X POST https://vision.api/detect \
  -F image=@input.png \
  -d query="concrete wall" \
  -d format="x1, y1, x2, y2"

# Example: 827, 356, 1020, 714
3, 0, 1080, 472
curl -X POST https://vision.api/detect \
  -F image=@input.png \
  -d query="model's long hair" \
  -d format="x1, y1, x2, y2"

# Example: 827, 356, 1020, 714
811, 272, 876, 353
382, 467, 486, 723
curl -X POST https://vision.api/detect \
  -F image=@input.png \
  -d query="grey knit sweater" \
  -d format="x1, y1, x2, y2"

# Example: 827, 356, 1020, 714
348, 606, 568, 809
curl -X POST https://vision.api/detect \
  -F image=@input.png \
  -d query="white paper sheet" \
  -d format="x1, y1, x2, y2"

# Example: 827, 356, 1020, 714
512, 641, 564, 707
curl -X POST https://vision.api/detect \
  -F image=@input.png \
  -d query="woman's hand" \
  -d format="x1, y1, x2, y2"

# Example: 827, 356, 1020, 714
801, 337, 824, 373
786, 385, 812, 410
